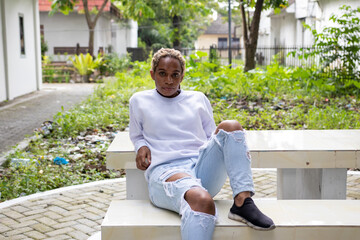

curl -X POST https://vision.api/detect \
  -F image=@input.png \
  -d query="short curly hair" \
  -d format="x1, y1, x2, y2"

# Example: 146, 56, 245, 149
151, 48, 186, 74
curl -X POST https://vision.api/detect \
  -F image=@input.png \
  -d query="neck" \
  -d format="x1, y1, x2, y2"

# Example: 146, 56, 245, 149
156, 89, 181, 98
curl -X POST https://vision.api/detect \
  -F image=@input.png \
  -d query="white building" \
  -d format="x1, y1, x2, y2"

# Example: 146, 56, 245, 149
257, 9, 272, 47
39, 0, 137, 60
269, 0, 360, 48
317, 0, 360, 32
268, 0, 308, 47
262, 0, 360, 66
0, 0, 42, 102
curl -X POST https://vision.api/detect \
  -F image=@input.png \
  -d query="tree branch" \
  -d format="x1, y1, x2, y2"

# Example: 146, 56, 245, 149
82, 0, 92, 27
93, 0, 109, 26
240, 0, 248, 43
82, 0, 109, 27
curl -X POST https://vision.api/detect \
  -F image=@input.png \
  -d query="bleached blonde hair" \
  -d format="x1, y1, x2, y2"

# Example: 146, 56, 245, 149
151, 48, 186, 74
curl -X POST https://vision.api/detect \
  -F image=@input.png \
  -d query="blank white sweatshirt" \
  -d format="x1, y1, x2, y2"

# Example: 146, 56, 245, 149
129, 89, 216, 180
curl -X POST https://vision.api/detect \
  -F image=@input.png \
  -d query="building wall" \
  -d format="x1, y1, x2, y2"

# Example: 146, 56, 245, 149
127, 20, 138, 48
95, 16, 112, 54
303, 17, 315, 46
40, 12, 137, 59
270, 17, 280, 46
270, 13, 297, 47
2, 0, 40, 101
112, 19, 138, 57
40, 12, 90, 58
0, 1, 6, 102
258, 9, 271, 47
270, 0, 322, 47
318, 0, 360, 32
295, 0, 308, 19
196, 34, 229, 49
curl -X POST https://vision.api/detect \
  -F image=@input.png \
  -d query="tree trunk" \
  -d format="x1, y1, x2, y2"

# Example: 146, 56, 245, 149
172, 15, 181, 49
244, 42, 257, 72
88, 24, 95, 56
82, 0, 109, 56
240, 0, 264, 72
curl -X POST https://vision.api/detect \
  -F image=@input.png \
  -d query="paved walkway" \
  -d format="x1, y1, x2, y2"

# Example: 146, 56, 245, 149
0, 83, 96, 155
0, 83, 359, 239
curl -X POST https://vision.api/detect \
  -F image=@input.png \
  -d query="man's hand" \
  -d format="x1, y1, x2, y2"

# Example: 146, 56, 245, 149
136, 146, 151, 170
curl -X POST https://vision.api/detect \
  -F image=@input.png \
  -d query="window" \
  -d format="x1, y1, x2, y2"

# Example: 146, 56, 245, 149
232, 38, 240, 48
19, 14, 25, 56
218, 38, 227, 49
40, 24, 44, 37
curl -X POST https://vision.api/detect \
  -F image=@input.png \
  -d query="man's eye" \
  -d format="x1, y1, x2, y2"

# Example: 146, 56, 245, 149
172, 73, 180, 78
159, 72, 166, 76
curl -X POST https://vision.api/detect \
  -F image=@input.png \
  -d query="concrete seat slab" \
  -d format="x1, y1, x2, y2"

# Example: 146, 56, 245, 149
101, 199, 360, 240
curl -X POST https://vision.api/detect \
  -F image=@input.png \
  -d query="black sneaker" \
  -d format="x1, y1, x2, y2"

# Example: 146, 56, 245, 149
228, 197, 275, 230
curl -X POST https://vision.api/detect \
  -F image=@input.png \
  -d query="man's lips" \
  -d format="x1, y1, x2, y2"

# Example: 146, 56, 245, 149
162, 87, 175, 91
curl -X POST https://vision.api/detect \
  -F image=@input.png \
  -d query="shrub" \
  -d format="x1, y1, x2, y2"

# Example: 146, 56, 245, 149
99, 53, 131, 76
292, 5, 360, 95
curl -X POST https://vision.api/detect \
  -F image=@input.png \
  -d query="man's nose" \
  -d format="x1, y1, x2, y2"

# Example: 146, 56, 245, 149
165, 75, 173, 84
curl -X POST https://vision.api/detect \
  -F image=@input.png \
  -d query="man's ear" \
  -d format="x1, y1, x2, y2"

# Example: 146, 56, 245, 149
150, 70, 155, 80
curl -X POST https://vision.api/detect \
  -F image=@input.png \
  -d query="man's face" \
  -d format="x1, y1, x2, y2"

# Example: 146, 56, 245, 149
150, 57, 184, 97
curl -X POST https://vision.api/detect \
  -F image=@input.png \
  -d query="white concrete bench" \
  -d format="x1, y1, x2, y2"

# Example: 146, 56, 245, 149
97, 130, 360, 240
106, 130, 360, 200
101, 199, 360, 240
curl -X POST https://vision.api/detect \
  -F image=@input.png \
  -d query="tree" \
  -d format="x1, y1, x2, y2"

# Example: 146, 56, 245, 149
50, 0, 109, 56
230, 0, 286, 72
118, 0, 216, 49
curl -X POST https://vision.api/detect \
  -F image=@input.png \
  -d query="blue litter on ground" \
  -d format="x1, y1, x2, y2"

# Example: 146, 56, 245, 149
53, 157, 69, 165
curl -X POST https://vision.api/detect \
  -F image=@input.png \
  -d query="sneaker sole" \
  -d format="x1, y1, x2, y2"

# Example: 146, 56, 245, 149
228, 212, 276, 231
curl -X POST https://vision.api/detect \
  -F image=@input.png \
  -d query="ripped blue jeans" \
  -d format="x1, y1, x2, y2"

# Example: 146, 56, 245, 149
148, 130, 255, 240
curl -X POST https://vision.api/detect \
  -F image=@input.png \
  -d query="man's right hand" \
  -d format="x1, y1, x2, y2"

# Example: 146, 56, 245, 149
136, 146, 151, 170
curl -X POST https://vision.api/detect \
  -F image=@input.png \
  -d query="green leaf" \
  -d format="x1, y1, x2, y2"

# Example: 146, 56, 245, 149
196, 51, 208, 58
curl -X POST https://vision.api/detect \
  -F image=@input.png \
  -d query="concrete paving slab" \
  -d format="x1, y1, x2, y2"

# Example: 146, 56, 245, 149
0, 170, 359, 240
0, 83, 96, 155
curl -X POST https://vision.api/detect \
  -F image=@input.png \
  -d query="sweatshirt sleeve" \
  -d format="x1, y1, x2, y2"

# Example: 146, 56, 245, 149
129, 96, 148, 152
201, 94, 217, 139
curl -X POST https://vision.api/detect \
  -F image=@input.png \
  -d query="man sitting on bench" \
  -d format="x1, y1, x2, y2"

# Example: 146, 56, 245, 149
129, 48, 275, 240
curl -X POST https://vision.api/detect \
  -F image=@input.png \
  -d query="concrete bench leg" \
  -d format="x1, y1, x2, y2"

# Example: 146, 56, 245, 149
126, 169, 149, 200
277, 168, 347, 199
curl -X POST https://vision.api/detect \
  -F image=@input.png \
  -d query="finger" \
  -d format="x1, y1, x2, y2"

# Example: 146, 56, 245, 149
139, 156, 149, 169
147, 151, 151, 163
138, 163, 146, 170
136, 157, 146, 170
143, 156, 150, 167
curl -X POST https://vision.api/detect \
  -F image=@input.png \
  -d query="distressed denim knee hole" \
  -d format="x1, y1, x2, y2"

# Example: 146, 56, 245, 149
180, 195, 217, 234
162, 177, 202, 198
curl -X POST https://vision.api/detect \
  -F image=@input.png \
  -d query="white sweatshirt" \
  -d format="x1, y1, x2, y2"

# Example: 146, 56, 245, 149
129, 89, 216, 180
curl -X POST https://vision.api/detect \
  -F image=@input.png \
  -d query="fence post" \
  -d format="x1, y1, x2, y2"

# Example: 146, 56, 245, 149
76, 43, 80, 55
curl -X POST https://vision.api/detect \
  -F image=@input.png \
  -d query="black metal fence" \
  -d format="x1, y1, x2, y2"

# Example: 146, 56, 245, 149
127, 46, 360, 81
127, 46, 319, 68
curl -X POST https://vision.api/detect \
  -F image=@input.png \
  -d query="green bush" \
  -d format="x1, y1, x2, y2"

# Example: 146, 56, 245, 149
99, 53, 132, 76
183, 55, 359, 129
70, 53, 103, 82
291, 5, 360, 95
